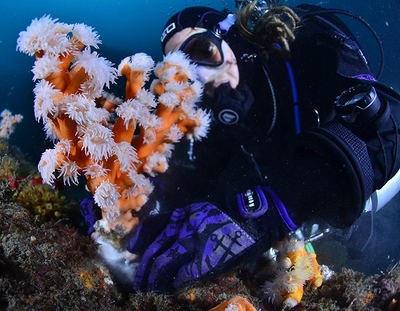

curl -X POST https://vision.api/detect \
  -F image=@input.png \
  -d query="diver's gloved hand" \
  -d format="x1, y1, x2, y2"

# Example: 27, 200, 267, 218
213, 82, 254, 126
127, 186, 298, 292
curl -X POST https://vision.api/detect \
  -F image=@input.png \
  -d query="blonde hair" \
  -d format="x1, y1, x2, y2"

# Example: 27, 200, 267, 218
237, 1, 300, 58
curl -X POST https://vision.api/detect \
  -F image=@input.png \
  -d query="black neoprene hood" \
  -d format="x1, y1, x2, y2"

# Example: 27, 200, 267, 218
160, 6, 228, 53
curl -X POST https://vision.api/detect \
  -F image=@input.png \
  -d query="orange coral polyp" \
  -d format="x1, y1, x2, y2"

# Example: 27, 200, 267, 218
208, 296, 256, 311
64, 67, 89, 94
117, 194, 146, 213
285, 286, 304, 305
56, 53, 76, 72
120, 63, 146, 100
155, 63, 189, 84
50, 116, 78, 142
112, 117, 136, 144
46, 71, 70, 93
178, 118, 198, 134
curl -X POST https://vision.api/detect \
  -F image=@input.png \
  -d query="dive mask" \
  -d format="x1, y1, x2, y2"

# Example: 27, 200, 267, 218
179, 30, 225, 67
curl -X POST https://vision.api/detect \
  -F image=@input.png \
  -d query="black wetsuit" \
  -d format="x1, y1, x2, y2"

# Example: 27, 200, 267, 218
149, 4, 400, 230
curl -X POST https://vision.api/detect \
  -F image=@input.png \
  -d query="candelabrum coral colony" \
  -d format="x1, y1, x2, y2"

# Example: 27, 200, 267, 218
17, 15, 211, 234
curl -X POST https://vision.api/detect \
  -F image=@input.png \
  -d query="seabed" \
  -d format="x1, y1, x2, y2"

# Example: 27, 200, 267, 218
1, 139, 400, 311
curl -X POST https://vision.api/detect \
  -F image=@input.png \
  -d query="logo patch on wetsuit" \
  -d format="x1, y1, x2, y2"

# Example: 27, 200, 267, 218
218, 109, 239, 125
161, 22, 176, 43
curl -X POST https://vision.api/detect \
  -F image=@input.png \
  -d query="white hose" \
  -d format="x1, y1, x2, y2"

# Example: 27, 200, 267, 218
364, 167, 400, 212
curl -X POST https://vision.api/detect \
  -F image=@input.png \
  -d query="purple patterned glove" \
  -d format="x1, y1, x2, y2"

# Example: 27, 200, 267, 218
128, 186, 298, 292
80, 197, 99, 235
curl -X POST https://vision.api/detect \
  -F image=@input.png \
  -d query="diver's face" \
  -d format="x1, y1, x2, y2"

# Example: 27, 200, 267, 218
165, 27, 239, 94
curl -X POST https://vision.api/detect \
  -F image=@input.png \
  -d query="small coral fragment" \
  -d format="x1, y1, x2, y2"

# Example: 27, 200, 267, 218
263, 238, 322, 308
0, 109, 23, 139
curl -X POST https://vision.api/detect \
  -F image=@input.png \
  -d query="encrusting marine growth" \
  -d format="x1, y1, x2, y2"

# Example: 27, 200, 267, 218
17, 15, 211, 233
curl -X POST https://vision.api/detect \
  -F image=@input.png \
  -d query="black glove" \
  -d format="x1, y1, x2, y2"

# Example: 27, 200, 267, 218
126, 186, 298, 292
212, 82, 254, 126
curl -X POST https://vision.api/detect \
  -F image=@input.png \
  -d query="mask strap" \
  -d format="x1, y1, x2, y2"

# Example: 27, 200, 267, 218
218, 13, 236, 33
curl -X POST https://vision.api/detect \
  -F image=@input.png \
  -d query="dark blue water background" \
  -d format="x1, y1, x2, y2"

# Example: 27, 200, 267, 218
1, 0, 400, 275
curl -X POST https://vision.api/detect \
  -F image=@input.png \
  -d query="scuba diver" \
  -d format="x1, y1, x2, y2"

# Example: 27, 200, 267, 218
81, 0, 400, 292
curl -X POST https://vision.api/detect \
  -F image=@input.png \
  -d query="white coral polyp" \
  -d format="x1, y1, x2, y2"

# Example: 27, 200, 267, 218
141, 114, 162, 131
136, 90, 157, 108
55, 139, 72, 156
13, 115, 23, 123
291, 256, 314, 286
72, 23, 101, 48
65, 95, 96, 124
117, 56, 131, 75
166, 125, 183, 143
149, 79, 160, 94
71, 47, 118, 90
17, 15, 73, 56
189, 80, 204, 102
0, 110, 23, 139
113, 142, 138, 173
0, 110, 10, 119
31, 54, 61, 80
38, 148, 59, 185
33, 80, 61, 122
83, 162, 110, 178
162, 143, 174, 159
80, 124, 115, 161
225, 304, 240, 311
130, 53, 155, 72
102, 91, 123, 106
118, 53, 154, 80
43, 122, 58, 142
78, 80, 101, 98
126, 171, 154, 196
192, 108, 211, 140
158, 92, 179, 108
164, 81, 187, 94
143, 128, 156, 145
163, 51, 197, 81
144, 153, 168, 175
158, 65, 177, 83
94, 181, 121, 223
180, 100, 196, 118
115, 99, 142, 129
58, 160, 81, 186
88, 107, 110, 124
285, 239, 304, 253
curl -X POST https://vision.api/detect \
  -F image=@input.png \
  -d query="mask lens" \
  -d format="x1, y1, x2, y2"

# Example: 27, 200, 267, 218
180, 36, 223, 66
